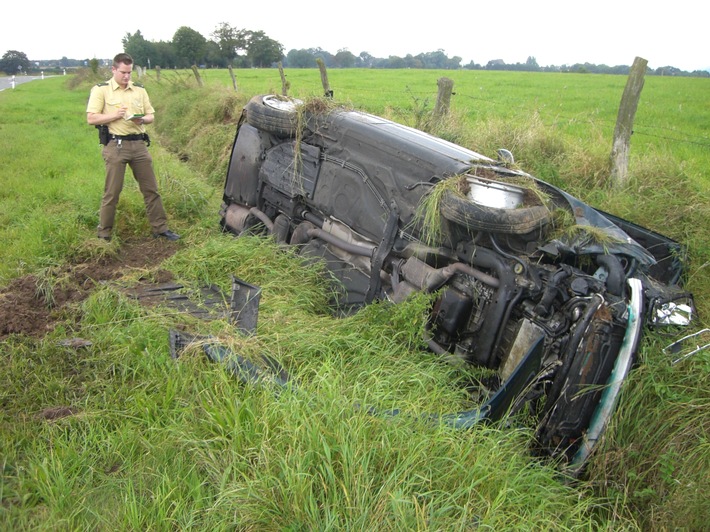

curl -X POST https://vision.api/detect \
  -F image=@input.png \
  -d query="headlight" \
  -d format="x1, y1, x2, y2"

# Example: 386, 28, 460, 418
650, 297, 694, 326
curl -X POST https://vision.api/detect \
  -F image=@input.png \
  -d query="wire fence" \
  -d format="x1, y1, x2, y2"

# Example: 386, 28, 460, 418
168, 67, 710, 153
323, 82, 710, 151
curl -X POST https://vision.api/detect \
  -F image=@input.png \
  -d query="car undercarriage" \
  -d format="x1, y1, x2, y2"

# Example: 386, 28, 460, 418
218, 94, 694, 473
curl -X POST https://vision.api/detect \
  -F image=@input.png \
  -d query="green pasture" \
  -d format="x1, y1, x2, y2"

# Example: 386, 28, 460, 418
0, 69, 708, 530
197, 68, 709, 150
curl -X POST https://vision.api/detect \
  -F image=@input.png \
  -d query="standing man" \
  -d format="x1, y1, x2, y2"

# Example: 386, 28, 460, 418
86, 53, 179, 241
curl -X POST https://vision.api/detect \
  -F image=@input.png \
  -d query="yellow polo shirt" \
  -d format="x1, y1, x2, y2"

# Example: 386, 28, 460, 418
86, 78, 155, 136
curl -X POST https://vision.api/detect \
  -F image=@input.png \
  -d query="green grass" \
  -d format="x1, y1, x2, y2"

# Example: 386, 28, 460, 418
1, 68, 709, 530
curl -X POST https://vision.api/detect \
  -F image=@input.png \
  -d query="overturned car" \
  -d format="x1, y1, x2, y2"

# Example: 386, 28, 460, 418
220, 95, 694, 472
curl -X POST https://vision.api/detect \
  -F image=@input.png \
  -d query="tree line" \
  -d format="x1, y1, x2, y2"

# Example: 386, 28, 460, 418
2, 21, 708, 77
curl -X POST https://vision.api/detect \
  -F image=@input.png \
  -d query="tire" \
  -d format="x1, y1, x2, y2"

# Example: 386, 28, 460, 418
440, 189, 551, 235
245, 94, 302, 137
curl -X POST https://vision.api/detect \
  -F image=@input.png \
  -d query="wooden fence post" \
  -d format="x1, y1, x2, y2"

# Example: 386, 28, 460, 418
191, 65, 204, 87
278, 62, 289, 96
316, 58, 333, 98
228, 64, 238, 91
610, 56, 647, 187
434, 77, 454, 120
155, 65, 161, 82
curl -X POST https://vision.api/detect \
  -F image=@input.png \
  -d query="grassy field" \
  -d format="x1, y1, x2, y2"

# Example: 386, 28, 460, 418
0, 68, 708, 530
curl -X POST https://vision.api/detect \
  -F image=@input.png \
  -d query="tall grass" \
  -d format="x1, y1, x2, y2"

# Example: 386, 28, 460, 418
1, 68, 708, 529
585, 335, 710, 530
1, 236, 623, 529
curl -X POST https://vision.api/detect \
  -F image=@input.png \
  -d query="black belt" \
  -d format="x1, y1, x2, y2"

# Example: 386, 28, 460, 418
111, 134, 145, 141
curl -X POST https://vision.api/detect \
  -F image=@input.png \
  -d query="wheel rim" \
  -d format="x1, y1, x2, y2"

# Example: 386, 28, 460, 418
263, 95, 302, 112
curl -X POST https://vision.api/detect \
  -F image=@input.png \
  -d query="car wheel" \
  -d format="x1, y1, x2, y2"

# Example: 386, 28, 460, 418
245, 94, 303, 137
439, 189, 551, 235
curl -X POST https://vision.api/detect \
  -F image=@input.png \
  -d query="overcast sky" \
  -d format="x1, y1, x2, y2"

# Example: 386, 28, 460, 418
2, 1, 707, 72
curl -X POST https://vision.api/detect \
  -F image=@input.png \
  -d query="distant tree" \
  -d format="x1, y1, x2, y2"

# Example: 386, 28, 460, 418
311, 48, 335, 68
371, 56, 391, 68
463, 60, 482, 70
151, 41, 177, 69
446, 55, 462, 69
1, 50, 31, 75
386, 55, 406, 69
420, 50, 449, 69
486, 59, 506, 70
246, 31, 284, 67
655, 65, 682, 76
358, 51, 374, 68
173, 26, 207, 67
122, 30, 152, 67
405, 54, 424, 69
569, 63, 591, 73
609, 64, 631, 75
204, 41, 228, 68
211, 22, 248, 65
525, 56, 540, 71
285, 49, 316, 68
334, 49, 356, 68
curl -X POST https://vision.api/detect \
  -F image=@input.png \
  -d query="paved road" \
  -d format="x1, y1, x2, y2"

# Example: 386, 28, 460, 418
0, 75, 54, 91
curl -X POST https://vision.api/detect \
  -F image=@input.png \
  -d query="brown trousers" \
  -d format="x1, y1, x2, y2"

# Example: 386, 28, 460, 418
97, 139, 168, 238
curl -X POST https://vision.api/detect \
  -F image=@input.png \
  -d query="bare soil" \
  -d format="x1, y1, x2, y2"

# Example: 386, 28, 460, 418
0, 238, 178, 340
